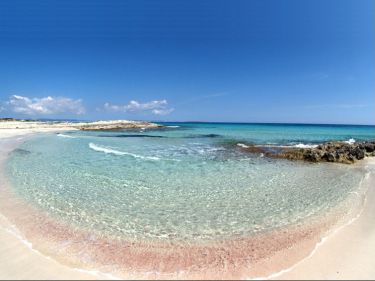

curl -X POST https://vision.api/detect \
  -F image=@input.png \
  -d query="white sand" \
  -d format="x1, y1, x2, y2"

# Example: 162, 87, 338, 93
277, 158, 375, 280
0, 127, 100, 280
0, 121, 79, 139
0, 125, 374, 280
0, 215, 99, 280
0, 120, 160, 133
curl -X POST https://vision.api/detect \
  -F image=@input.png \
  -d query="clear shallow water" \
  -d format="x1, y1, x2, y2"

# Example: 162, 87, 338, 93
5, 123, 375, 243
168, 122, 375, 144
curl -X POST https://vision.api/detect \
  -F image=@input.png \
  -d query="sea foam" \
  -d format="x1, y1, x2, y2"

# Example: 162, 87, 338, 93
345, 138, 356, 144
88, 143, 160, 160
240, 143, 318, 149
292, 143, 318, 149
237, 143, 250, 148
57, 133, 76, 139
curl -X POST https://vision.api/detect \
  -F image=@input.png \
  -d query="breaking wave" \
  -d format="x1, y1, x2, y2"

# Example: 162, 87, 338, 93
292, 143, 319, 149
57, 133, 76, 139
88, 143, 160, 161
344, 138, 356, 144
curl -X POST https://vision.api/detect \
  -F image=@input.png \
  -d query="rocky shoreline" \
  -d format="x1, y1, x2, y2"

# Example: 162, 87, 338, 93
237, 141, 375, 164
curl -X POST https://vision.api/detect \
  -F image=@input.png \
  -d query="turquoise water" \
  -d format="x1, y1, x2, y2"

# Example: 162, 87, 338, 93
5, 123, 375, 243
156, 122, 375, 145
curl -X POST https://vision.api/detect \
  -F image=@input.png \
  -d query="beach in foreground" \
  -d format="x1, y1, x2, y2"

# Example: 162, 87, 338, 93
0, 127, 98, 280
278, 157, 375, 280
0, 124, 375, 280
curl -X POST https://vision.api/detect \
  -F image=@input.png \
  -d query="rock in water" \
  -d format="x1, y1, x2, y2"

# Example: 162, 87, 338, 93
237, 140, 375, 164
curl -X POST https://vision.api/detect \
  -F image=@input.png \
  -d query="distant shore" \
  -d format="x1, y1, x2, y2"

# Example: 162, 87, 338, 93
0, 125, 374, 279
0, 119, 163, 133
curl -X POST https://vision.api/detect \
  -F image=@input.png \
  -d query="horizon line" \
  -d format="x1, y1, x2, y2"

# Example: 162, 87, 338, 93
2, 117, 374, 127
154, 121, 375, 127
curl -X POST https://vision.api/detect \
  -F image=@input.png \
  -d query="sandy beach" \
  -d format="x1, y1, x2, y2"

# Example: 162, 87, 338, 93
277, 157, 375, 280
0, 126, 375, 280
0, 127, 99, 280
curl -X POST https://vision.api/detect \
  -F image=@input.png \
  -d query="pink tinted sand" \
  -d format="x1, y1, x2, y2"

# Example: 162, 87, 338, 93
1, 131, 374, 280
0, 182, 336, 280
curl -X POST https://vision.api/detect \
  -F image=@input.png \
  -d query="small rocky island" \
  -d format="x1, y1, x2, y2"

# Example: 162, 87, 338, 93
237, 141, 375, 164
75, 120, 163, 131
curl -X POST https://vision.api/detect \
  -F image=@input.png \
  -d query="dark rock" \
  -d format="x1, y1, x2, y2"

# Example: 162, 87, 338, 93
186, 134, 222, 138
347, 154, 356, 162
350, 147, 365, 160
304, 150, 322, 162
239, 140, 375, 164
364, 143, 375, 153
324, 152, 336, 162
11, 148, 31, 155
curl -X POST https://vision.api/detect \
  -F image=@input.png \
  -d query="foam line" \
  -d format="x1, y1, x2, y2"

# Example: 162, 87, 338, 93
89, 143, 160, 160
57, 133, 76, 139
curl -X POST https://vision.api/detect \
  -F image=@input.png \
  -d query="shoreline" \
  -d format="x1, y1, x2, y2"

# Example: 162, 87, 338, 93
0, 120, 163, 132
0, 129, 374, 279
276, 157, 375, 280
0, 129, 100, 280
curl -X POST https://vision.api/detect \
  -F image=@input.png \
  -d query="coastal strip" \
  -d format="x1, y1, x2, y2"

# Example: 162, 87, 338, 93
0, 119, 164, 133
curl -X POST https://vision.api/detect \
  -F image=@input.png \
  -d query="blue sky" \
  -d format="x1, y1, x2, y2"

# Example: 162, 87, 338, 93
0, 0, 374, 124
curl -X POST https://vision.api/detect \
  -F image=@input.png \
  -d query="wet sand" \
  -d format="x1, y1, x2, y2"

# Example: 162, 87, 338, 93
277, 158, 375, 280
0, 130, 98, 280
0, 128, 374, 279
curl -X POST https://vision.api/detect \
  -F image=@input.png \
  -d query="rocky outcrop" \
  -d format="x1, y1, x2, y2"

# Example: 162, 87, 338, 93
237, 141, 375, 164
74, 120, 164, 131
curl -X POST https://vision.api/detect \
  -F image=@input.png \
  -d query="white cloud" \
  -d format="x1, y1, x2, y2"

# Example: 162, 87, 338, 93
104, 100, 174, 115
151, 108, 175, 115
3, 95, 85, 115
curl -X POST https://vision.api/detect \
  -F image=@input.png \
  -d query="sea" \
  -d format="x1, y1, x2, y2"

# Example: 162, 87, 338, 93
4, 122, 375, 243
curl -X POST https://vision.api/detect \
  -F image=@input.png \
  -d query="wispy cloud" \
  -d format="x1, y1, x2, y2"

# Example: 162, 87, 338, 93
103, 100, 174, 115
2, 95, 86, 115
